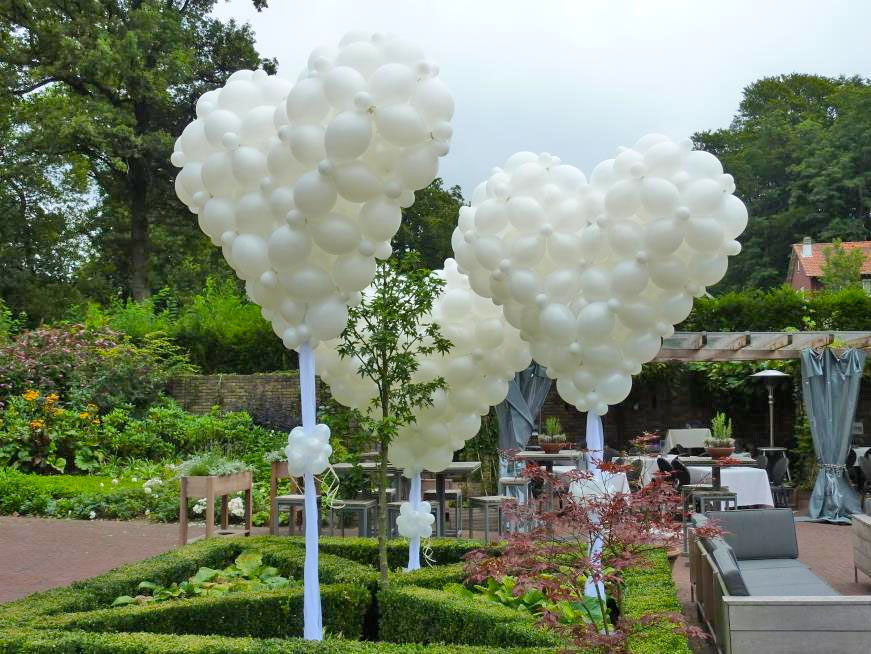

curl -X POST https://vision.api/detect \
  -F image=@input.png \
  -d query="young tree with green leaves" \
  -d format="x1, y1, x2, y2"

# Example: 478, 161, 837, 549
821, 240, 865, 291
0, 1, 274, 301
336, 254, 451, 584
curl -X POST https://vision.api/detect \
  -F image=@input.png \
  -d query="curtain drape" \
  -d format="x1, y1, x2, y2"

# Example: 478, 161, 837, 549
800, 347, 865, 523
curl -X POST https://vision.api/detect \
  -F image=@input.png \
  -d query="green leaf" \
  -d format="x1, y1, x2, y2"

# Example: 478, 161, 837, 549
190, 566, 220, 584
111, 595, 135, 607
137, 581, 158, 591
234, 550, 262, 576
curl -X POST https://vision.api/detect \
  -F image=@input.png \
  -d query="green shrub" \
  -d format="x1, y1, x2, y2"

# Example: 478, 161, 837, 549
0, 631, 554, 654
48, 584, 368, 639
377, 586, 559, 647
389, 562, 465, 589
309, 537, 494, 569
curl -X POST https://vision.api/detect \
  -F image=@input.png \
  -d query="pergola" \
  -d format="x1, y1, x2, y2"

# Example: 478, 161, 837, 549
654, 331, 871, 362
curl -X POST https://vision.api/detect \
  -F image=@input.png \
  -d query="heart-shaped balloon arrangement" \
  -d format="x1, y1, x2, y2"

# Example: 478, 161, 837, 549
172, 31, 454, 349
453, 135, 748, 415
315, 258, 532, 475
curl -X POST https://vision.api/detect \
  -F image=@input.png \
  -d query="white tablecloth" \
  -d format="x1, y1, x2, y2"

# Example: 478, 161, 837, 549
569, 471, 630, 499
687, 466, 773, 507
664, 428, 711, 451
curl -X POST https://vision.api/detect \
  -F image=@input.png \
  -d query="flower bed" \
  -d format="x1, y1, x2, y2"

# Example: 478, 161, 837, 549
0, 536, 688, 653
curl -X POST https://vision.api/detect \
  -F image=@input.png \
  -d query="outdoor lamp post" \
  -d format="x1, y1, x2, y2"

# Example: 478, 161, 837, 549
751, 369, 790, 448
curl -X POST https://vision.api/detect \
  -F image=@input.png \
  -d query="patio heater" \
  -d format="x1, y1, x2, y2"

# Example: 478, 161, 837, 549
750, 369, 791, 480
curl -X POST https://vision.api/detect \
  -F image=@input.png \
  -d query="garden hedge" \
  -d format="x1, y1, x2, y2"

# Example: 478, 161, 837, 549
377, 585, 560, 647
0, 536, 689, 654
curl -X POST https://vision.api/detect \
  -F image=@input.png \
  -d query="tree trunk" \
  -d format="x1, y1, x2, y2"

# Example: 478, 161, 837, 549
129, 193, 150, 301
378, 441, 389, 585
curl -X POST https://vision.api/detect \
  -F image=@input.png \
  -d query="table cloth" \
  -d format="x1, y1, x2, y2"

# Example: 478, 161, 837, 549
687, 466, 774, 507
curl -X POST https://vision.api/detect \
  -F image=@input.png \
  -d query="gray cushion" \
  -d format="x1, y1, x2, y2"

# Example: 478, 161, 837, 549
690, 513, 708, 529
705, 509, 798, 560
737, 559, 807, 571
707, 541, 749, 596
739, 561, 838, 596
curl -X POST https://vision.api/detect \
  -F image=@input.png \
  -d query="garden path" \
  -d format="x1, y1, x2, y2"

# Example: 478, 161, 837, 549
0, 516, 267, 603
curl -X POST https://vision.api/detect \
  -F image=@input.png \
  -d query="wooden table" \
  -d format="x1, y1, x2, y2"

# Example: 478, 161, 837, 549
180, 471, 252, 545
515, 450, 584, 471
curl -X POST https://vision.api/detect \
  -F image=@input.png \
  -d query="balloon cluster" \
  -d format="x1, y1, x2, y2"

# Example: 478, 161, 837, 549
453, 135, 748, 415
172, 31, 454, 348
285, 424, 333, 476
315, 259, 532, 474
395, 501, 435, 539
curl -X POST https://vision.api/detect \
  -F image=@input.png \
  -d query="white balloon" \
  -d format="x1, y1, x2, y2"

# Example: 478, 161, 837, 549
325, 111, 372, 162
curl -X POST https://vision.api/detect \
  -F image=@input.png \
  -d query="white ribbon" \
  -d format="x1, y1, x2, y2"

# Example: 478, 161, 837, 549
298, 343, 322, 640
584, 411, 606, 599
406, 472, 422, 571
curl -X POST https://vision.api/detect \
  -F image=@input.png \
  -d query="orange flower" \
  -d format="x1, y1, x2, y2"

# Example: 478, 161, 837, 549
45, 393, 59, 405
30, 419, 45, 430
23, 390, 39, 402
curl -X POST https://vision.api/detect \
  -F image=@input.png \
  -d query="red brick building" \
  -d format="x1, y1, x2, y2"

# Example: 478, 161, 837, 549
786, 237, 871, 292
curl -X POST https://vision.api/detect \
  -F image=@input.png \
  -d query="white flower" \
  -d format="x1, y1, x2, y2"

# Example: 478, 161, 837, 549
88, 511, 96, 520
131, 477, 138, 482
228, 497, 245, 518
99, 483, 104, 488
144, 509, 150, 516
111, 478, 118, 485
143, 486, 153, 495
192, 499, 206, 515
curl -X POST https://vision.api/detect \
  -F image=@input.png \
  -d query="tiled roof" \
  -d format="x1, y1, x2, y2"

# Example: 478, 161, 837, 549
791, 241, 871, 277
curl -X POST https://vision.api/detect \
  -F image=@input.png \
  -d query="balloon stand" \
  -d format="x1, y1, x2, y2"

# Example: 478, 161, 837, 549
583, 412, 606, 599
298, 344, 323, 640
406, 473, 422, 571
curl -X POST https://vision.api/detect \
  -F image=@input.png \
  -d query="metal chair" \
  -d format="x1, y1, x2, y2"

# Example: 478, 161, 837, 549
467, 496, 512, 543
769, 456, 795, 508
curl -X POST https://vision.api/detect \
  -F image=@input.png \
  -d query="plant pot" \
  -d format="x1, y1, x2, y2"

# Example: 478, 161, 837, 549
705, 447, 734, 460
541, 442, 566, 454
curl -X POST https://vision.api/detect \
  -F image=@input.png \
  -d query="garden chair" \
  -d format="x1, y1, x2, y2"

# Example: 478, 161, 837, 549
860, 453, 871, 506
769, 456, 795, 508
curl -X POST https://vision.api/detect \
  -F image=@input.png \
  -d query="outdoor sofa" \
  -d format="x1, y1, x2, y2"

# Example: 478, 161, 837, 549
689, 508, 871, 654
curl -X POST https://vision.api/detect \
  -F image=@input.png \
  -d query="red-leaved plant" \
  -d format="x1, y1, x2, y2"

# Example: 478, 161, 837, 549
464, 456, 720, 653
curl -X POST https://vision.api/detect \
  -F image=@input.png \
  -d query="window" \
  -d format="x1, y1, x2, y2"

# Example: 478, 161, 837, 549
863, 278, 871, 294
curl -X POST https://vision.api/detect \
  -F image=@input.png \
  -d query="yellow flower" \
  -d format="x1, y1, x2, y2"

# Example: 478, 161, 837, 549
23, 390, 39, 402
86, 403, 98, 413
45, 393, 59, 405
52, 408, 65, 416
30, 419, 45, 430
79, 412, 90, 420
91, 418, 101, 426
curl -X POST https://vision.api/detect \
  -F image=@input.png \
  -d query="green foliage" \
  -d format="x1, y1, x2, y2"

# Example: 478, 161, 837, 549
693, 74, 871, 291
708, 412, 734, 446
543, 416, 564, 438
308, 536, 491, 570
0, 297, 22, 344
0, 536, 684, 654
377, 585, 559, 647
0, 1, 275, 301
821, 240, 866, 290
445, 578, 548, 614
112, 550, 290, 607
178, 453, 250, 478
394, 178, 466, 271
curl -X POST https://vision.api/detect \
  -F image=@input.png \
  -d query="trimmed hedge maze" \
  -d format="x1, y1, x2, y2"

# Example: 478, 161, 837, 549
0, 537, 689, 654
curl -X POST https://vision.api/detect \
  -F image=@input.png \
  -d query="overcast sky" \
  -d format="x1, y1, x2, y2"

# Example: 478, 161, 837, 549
213, 0, 871, 196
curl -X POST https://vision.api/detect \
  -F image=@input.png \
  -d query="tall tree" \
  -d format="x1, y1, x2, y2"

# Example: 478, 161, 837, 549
820, 240, 865, 291
0, 1, 274, 300
693, 74, 871, 291
394, 178, 465, 270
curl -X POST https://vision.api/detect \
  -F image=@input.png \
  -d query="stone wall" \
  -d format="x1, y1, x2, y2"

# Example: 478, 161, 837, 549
167, 372, 871, 450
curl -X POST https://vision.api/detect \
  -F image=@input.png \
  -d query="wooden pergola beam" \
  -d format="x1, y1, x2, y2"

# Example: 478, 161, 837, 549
653, 330, 871, 362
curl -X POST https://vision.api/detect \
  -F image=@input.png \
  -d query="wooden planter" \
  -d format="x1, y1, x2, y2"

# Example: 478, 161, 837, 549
179, 471, 252, 546
705, 446, 735, 460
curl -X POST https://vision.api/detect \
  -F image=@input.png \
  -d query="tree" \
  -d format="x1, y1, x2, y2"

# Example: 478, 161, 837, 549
693, 74, 871, 291
336, 254, 451, 584
394, 178, 465, 270
820, 240, 865, 291
0, 1, 274, 301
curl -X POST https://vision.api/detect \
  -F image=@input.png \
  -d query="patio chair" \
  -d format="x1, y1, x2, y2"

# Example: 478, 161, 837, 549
860, 454, 871, 505
769, 456, 795, 508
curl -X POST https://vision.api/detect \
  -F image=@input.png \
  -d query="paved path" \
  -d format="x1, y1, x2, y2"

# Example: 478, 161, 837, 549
0, 517, 211, 603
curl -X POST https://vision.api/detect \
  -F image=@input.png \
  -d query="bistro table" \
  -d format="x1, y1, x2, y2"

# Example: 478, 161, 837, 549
431, 461, 481, 537
627, 453, 756, 486
686, 466, 774, 507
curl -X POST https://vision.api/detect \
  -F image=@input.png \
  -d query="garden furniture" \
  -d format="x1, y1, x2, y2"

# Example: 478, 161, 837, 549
431, 461, 481, 537
328, 498, 376, 538
178, 470, 252, 546
689, 508, 871, 654
422, 484, 463, 536
514, 449, 584, 471
853, 513, 871, 583
467, 495, 513, 543
687, 466, 774, 507
276, 493, 321, 536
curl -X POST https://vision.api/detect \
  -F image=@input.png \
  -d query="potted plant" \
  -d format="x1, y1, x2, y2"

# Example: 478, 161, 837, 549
705, 413, 735, 459
539, 417, 568, 454
178, 453, 253, 545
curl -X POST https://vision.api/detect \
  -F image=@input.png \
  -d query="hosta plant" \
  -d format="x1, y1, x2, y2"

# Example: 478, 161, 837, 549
112, 550, 290, 606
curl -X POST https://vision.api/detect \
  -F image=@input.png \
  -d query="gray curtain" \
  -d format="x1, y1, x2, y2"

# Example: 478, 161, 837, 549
800, 347, 865, 523
495, 363, 552, 500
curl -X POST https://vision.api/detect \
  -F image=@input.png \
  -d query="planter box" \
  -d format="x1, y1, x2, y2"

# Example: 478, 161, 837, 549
179, 470, 252, 545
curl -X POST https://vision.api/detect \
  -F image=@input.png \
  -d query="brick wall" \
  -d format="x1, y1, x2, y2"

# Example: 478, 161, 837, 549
167, 372, 871, 450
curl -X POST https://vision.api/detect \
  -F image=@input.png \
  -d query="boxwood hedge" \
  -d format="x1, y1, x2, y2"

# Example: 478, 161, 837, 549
0, 536, 689, 654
